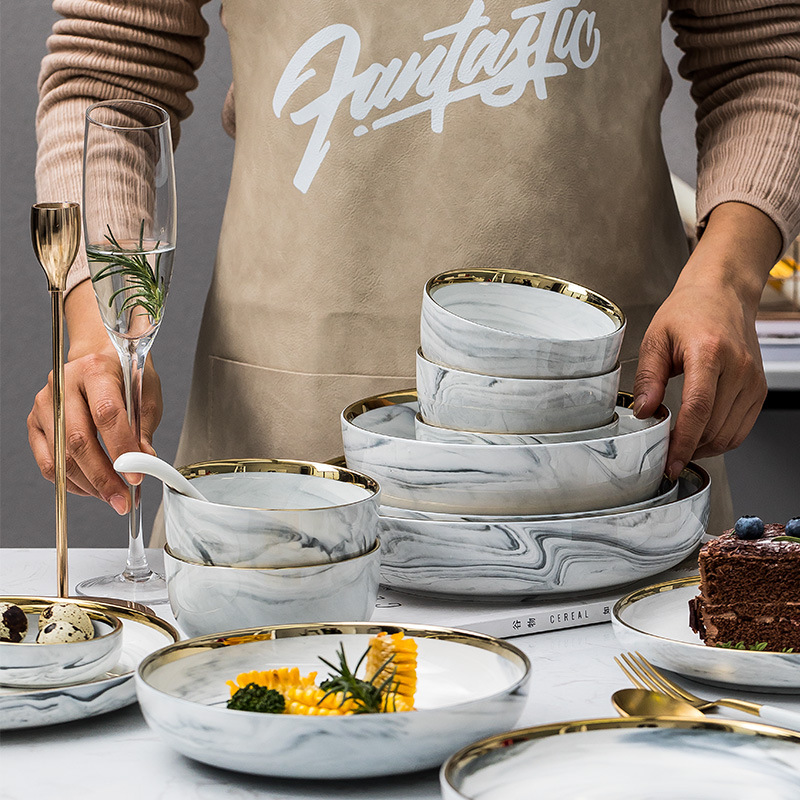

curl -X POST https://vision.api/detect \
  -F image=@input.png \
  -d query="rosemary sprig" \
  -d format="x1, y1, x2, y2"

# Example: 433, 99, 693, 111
715, 641, 795, 653
89, 220, 166, 321
318, 643, 399, 714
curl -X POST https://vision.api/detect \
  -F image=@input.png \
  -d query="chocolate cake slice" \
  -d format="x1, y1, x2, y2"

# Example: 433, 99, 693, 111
689, 522, 800, 651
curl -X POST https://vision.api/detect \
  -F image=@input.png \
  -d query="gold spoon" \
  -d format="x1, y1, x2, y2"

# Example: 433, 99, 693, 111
612, 688, 706, 720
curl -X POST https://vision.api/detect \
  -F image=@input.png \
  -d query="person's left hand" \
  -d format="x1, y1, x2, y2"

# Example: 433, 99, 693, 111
632, 202, 781, 479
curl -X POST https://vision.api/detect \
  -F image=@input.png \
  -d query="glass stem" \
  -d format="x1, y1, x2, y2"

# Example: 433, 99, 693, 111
119, 341, 151, 580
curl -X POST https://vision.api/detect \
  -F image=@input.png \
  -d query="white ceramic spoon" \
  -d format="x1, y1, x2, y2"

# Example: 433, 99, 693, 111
113, 452, 208, 502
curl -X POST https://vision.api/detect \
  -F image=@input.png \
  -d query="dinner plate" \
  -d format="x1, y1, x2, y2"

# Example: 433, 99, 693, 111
441, 717, 800, 799
0, 597, 178, 729
612, 578, 800, 692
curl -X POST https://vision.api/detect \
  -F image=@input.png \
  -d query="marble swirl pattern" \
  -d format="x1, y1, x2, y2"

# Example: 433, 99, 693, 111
341, 398, 669, 515
441, 725, 800, 799
416, 349, 620, 434
164, 542, 381, 638
420, 282, 625, 379
163, 474, 378, 568
378, 469, 709, 597
135, 631, 529, 779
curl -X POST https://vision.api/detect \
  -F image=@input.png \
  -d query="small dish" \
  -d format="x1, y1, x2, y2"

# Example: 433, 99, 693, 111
413, 412, 619, 445
416, 348, 620, 434
164, 540, 382, 638
420, 269, 625, 378
0, 600, 123, 688
612, 577, 800, 692
0, 597, 178, 729
136, 622, 530, 778
441, 717, 800, 799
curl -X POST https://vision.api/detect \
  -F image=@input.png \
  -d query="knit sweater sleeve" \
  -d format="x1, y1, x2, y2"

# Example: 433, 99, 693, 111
668, 0, 800, 252
36, 0, 210, 293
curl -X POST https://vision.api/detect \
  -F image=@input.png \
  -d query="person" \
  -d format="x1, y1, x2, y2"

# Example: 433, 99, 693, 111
29, 0, 800, 543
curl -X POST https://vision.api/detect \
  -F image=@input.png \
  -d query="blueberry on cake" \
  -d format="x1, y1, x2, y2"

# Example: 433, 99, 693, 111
688, 516, 800, 652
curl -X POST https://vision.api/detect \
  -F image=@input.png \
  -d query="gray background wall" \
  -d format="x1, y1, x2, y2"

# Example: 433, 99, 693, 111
1, 4, 797, 548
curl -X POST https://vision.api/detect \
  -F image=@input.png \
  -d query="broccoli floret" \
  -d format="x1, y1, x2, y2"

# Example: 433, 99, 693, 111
227, 683, 286, 713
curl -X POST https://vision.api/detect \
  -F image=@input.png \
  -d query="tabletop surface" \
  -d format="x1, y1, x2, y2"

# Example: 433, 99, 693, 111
3, 548, 799, 800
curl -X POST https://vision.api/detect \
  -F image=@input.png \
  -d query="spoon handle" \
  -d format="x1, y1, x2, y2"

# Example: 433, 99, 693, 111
758, 704, 800, 732
113, 452, 207, 501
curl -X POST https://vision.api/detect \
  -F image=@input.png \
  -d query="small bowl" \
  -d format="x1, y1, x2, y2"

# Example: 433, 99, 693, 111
164, 459, 379, 567
420, 269, 625, 378
341, 390, 669, 515
377, 464, 709, 597
0, 600, 123, 688
413, 412, 619, 445
164, 541, 382, 638
136, 622, 530, 778
416, 349, 620, 434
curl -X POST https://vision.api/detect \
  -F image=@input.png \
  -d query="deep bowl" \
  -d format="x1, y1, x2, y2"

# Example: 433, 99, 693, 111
416, 348, 620, 434
341, 390, 669, 515
163, 459, 379, 567
377, 464, 709, 597
135, 622, 530, 779
420, 269, 625, 379
0, 599, 123, 688
164, 541, 382, 638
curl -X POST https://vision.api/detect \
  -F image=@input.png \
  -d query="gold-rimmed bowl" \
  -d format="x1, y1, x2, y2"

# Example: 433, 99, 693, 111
420, 269, 626, 379
135, 622, 531, 778
163, 458, 380, 567
441, 717, 800, 798
0, 598, 123, 688
164, 540, 382, 638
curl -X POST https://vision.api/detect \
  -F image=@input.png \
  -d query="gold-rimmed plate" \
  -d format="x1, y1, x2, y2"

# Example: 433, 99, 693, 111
612, 578, 800, 692
441, 717, 800, 799
0, 596, 178, 729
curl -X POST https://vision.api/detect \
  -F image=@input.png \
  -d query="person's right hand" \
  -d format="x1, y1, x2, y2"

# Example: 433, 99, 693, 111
26, 281, 163, 515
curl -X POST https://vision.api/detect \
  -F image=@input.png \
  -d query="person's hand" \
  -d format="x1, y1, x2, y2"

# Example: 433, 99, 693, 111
26, 281, 163, 514
633, 202, 781, 479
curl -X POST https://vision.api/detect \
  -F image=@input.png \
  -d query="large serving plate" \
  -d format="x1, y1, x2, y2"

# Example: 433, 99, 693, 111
136, 622, 530, 779
0, 597, 178, 729
441, 717, 800, 799
612, 577, 800, 692
378, 464, 708, 598
342, 390, 669, 515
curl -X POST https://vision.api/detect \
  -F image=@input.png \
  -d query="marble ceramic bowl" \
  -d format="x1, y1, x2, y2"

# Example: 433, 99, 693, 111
416, 349, 620, 434
163, 459, 379, 567
420, 269, 626, 379
164, 541, 382, 638
413, 412, 619, 445
377, 464, 709, 597
0, 600, 123, 688
341, 390, 669, 516
135, 623, 530, 779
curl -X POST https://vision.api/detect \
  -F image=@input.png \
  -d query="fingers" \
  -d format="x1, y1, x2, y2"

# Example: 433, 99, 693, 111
633, 328, 673, 420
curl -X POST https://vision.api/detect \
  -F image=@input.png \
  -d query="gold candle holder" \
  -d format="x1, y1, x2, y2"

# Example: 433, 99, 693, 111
31, 202, 81, 597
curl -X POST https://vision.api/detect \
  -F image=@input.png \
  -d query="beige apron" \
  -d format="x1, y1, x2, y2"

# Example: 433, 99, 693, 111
158, 0, 732, 545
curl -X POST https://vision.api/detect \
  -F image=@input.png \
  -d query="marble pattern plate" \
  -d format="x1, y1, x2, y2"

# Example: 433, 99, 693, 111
0, 599, 178, 729
612, 577, 800, 692
135, 623, 530, 779
441, 718, 800, 799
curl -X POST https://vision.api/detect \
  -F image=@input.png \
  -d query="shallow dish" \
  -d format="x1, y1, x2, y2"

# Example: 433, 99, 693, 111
342, 390, 669, 515
378, 465, 708, 598
441, 717, 800, 799
0, 597, 177, 730
416, 348, 620, 434
135, 622, 530, 779
612, 577, 800, 693
414, 412, 619, 445
420, 269, 625, 378
0, 600, 123, 688
164, 540, 381, 638
164, 458, 379, 567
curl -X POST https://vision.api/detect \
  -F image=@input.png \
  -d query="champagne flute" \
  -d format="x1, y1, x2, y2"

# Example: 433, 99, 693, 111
77, 100, 176, 603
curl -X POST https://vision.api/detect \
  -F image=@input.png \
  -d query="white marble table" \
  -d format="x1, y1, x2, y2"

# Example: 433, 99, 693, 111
2, 548, 799, 800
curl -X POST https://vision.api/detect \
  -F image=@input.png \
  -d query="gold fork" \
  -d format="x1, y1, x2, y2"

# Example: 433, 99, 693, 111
616, 652, 800, 730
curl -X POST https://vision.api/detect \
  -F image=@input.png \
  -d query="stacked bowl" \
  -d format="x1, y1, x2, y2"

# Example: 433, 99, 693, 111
162, 459, 382, 637
341, 269, 710, 598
